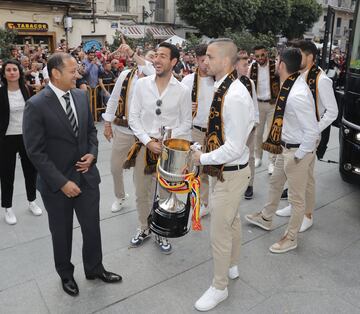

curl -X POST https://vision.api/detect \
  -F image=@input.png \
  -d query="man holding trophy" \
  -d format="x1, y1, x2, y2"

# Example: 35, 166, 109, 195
192, 39, 255, 311
127, 42, 192, 254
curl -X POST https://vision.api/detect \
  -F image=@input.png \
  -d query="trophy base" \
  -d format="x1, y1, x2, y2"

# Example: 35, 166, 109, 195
149, 197, 191, 238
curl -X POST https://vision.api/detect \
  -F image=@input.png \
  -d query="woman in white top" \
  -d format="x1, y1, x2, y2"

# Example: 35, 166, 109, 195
0, 60, 43, 225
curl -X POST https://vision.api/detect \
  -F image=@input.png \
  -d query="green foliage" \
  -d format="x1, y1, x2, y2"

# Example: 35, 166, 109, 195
250, 0, 291, 34
177, 0, 260, 38
224, 29, 276, 52
184, 33, 202, 51
283, 0, 322, 39
0, 28, 18, 60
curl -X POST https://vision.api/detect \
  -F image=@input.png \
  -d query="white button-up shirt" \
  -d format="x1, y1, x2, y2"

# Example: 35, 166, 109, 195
200, 74, 255, 166
249, 79, 260, 124
102, 62, 155, 135
129, 74, 192, 145
256, 62, 271, 100
181, 73, 214, 128
282, 76, 320, 159
48, 81, 78, 124
301, 68, 338, 132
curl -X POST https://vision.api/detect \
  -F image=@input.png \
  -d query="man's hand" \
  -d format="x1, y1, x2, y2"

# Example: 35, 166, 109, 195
61, 181, 81, 198
146, 141, 162, 154
192, 150, 202, 166
119, 44, 134, 58
104, 122, 113, 142
75, 154, 95, 173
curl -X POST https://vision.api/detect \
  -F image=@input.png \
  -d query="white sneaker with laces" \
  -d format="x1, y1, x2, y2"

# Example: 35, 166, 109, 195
4, 208, 17, 225
228, 265, 239, 279
255, 158, 262, 168
29, 201, 42, 216
200, 204, 210, 217
299, 216, 313, 232
268, 163, 274, 175
111, 193, 129, 213
195, 286, 228, 311
276, 204, 292, 217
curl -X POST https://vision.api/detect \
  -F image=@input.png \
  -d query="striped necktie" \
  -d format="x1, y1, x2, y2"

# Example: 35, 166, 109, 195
62, 92, 79, 137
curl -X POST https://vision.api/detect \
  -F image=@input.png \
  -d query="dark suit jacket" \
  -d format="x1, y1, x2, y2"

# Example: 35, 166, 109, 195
0, 85, 32, 138
22, 85, 100, 194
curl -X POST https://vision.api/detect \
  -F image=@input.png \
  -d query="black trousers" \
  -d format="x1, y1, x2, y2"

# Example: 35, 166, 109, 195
0, 135, 37, 208
40, 183, 104, 280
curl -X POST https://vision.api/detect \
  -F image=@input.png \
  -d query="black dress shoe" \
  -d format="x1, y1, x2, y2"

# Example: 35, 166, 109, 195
61, 277, 79, 296
244, 186, 253, 200
86, 270, 122, 283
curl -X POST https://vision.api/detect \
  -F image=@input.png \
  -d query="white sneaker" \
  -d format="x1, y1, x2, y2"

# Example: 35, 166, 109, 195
255, 158, 262, 168
299, 216, 313, 233
268, 163, 274, 175
111, 193, 129, 213
200, 204, 210, 217
228, 265, 239, 279
194, 286, 228, 311
276, 204, 292, 217
4, 208, 17, 225
29, 201, 42, 216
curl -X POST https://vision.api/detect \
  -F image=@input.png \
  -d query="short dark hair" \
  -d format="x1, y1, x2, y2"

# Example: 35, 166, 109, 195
194, 44, 208, 57
47, 52, 73, 79
290, 40, 318, 62
0, 59, 25, 87
253, 45, 266, 52
280, 48, 302, 74
158, 42, 180, 62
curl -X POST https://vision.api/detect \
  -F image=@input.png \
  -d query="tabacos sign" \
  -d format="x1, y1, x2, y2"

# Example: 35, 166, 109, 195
5, 22, 49, 32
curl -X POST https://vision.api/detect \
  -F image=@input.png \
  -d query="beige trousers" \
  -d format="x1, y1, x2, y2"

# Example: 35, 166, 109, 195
262, 148, 316, 240
111, 129, 135, 199
133, 147, 158, 230
191, 128, 209, 206
246, 128, 256, 187
210, 166, 250, 290
255, 101, 276, 163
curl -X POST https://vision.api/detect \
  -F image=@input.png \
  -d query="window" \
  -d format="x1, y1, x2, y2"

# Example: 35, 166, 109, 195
337, 17, 342, 27
155, 0, 165, 22
349, 19, 353, 30
114, 0, 128, 12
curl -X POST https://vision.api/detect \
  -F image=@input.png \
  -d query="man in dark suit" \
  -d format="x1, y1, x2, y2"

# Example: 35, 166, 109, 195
22, 52, 121, 297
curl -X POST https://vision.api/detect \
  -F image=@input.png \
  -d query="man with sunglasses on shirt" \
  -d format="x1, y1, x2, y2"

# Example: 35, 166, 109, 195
127, 42, 192, 254
249, 45, 280, 175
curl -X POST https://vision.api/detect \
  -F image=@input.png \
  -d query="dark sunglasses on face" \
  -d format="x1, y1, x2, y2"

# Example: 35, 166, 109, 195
155, 99, 162, 115
255, 53, 266, 58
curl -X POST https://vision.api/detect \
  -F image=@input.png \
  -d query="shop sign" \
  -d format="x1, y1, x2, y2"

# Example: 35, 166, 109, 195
5, 22, 49, 32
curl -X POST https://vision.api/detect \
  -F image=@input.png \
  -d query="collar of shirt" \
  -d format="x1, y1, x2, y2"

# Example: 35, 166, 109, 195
48, 81, 69, 101
150, 73, 178, 85
214, 73, 229, 89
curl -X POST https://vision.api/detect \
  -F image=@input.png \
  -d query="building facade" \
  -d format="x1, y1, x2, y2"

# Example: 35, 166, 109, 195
0, 0, 194, 52
305, 0, 356, 51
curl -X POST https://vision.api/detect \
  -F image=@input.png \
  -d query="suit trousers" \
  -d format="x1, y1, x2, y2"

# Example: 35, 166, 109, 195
210, 166, 250, 290
246, 128, 256, 187
262, 148, 316, 240
111, 128, 135, 199
191, 128, 209, 206
41, 184, 103, 279
0, 135, 37, 208
255, 101, 276, 164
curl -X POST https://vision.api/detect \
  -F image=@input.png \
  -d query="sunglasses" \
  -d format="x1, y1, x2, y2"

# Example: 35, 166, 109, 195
255, 53, 266, 58
155, 99, 162, 115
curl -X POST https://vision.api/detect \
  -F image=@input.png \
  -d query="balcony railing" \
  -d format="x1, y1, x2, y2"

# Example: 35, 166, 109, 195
114, 5, 128, 12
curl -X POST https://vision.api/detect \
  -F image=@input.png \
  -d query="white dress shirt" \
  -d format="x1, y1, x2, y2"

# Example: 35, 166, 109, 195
200, 74, 255, 166
256, 62, 271, 101
48, 81, 78, 124
249, 79, 260, 124
301, 68, 338, 132
129, 74, 192, 145
6, 89, 26, 135
181, 73, 214, 128
281, 76, 320, 159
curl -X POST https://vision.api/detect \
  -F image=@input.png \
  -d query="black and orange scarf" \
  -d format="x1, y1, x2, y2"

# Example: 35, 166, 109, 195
239, 75, 252, 97
262, 72, 301, 154
191, 69, 200, 119
250, 59, 279, 103
306, 64, 321, 122
202, 70, 237, 182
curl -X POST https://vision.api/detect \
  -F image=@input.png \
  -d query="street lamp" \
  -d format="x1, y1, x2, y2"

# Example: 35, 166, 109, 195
142, 0, 156, 23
